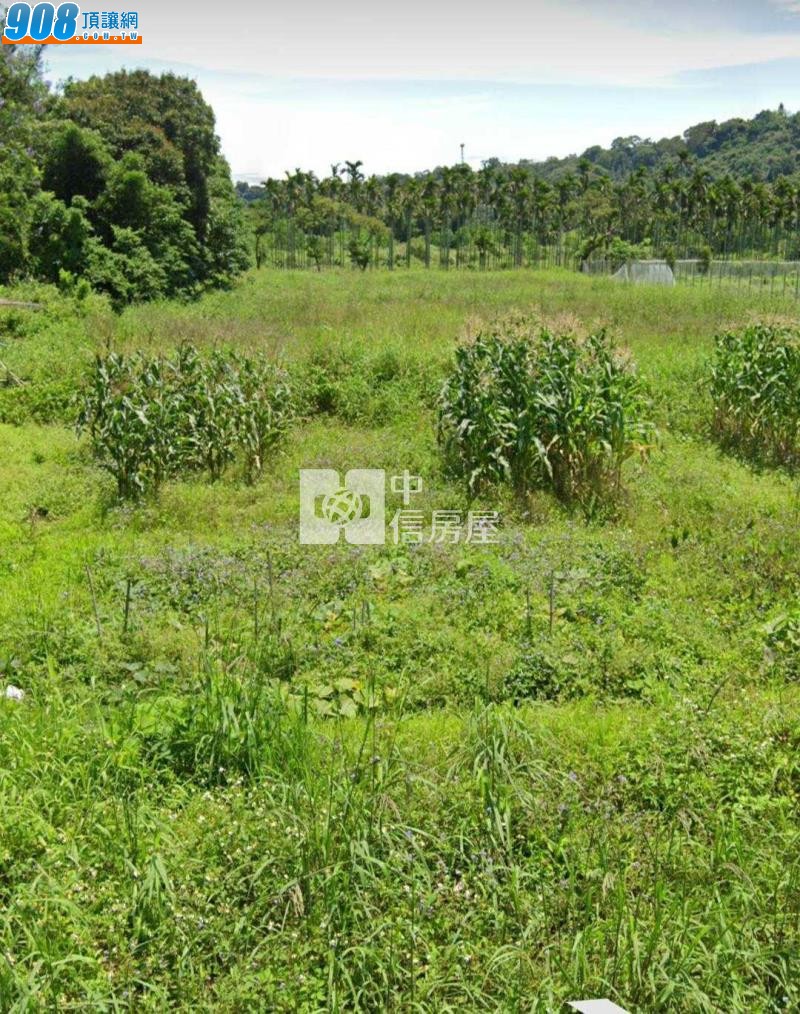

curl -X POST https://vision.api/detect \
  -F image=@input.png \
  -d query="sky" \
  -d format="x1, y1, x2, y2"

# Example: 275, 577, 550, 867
40, 0, 800, 181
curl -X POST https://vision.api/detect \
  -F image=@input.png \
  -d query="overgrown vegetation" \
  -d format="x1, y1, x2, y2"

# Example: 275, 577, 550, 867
2, 268, 800, 1008
77, 344, 292, 497
710, 322, 800, 465
438, 315, 656, 510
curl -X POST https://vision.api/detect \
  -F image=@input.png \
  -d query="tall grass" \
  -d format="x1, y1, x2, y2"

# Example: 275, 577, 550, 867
3, 675, 798, 1010
3, 269, 800, 1009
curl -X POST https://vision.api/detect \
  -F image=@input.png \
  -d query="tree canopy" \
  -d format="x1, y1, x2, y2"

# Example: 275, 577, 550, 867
521, 106, 800, 183
0, 49, 249, 306
250, 108, 800, 270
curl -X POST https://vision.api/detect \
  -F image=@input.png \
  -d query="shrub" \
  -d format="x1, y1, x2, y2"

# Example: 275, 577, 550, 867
77, 343, 292, 498
438, 315, 655, 509
503, 644, 580, 701
709, 323, 800, 466
348, 235, 371, 271
607, 238, 641, 270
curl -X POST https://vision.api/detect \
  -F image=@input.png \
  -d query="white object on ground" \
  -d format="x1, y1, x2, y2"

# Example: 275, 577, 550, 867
568, 1002, 631, 1014
612, 260, 675, 286
4, 685, 25, 700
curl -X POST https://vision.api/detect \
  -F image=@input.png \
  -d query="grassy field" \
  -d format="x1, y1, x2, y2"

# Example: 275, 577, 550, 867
1, 268, 799, 1011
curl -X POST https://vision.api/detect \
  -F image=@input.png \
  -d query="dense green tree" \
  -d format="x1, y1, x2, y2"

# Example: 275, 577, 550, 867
201, 158, 252, 287
0, 202, 26, 281
522, 106, 800, 184
0, 42, 46, 279
94, 153, 200, 296
41, 122, 111, 204
0, 54, 249, 301
27, 193, 93, 282
85, 227, 168, 308
59, 71, 250, 295
61, 71, 218, 236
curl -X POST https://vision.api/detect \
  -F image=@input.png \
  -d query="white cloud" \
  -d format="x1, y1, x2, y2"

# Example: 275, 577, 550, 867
41, 0, 800, 179
48, 0, 800, 87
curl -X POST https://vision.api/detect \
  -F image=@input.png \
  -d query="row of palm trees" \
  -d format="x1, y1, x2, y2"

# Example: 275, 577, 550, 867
250, 158, 800, 270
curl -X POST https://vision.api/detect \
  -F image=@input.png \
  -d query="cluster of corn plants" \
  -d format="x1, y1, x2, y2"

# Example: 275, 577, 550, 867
77, 343, 292, 498
709, 323, 800, 465
438, 315, 655, 508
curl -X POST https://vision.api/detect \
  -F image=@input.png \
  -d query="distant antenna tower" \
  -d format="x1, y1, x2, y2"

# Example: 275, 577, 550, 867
460, 143, 465, 164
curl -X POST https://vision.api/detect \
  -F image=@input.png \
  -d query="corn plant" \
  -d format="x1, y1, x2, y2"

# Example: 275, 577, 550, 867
76, 352, 184, 499
77, 343, 292, 498
234, 353, 293, 482
174, 348, 242, 481
710, 323, 800, 465
438, 315, 656, 508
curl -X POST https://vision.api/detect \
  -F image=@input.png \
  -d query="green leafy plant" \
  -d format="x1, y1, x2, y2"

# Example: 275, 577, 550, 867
438, 314, 656, 508
77, 343, 292, 498
173, 346, 241, 481
235, 353, 293, 482
76, 351, 176, 499
347, 234, 372, 271
764, 606, 800, 677
709, 323, 800, 465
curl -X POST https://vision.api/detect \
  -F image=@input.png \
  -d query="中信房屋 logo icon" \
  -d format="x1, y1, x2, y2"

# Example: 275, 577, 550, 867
299, 468, 501, 546
299, 469, 386, 545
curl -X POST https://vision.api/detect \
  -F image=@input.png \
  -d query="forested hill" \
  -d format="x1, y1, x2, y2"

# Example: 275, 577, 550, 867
522, 107, 800, 183
236, 107, 800, 203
